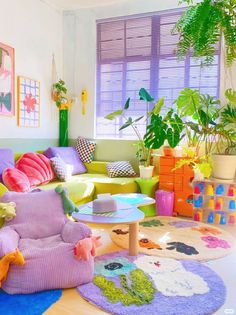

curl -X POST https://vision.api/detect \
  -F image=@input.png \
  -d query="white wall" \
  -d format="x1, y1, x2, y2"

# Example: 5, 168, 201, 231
63, 0, 236, 140
0, 0, 63, 140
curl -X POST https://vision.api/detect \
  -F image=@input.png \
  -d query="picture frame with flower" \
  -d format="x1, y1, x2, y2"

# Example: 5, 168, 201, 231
17, 76, 40, 127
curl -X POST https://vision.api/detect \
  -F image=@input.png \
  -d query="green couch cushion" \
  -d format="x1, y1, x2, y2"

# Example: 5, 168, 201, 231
84, 161, 108, 174
39, 180, 95, 205
73, 173, 138, 197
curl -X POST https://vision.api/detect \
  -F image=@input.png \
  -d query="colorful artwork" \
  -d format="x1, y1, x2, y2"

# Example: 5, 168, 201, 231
0, 43, 15, 116
17, 76, 40, 127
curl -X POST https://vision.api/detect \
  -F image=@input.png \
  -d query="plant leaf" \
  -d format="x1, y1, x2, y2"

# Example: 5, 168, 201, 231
166, 127, 180, 148
144, 115, 167, 149
175, 88, 200, 117
105, 109, 123, 120
225, 89, 236, 106
119, 117, 133, 131
152, 98, 165, 115
124, 97, 130, 110
139, 88, 154, 102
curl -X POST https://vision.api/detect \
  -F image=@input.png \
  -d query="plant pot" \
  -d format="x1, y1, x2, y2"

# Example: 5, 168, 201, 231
139, 165, 154, 179
163, 146, 174, 157
212, 154, 236, 180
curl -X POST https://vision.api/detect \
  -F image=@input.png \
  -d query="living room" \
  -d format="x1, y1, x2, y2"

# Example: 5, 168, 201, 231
0, 0, 236, 314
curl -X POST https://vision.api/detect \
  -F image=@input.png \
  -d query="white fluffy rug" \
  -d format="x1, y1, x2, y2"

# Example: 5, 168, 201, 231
110, 216, 236, 261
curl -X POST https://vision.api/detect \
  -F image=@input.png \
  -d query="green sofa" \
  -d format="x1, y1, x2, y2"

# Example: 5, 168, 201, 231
39, 161, 138, 205
1, 155, 138, 206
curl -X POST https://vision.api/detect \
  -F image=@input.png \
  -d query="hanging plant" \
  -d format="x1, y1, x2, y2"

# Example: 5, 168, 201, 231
173, 0, 236, 66
52, 79, 73, 110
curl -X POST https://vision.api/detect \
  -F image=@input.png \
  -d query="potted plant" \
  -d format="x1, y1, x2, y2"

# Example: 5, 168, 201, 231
105, 88, 156, 179
175, 88, 236, 179
211, 89, 236, 179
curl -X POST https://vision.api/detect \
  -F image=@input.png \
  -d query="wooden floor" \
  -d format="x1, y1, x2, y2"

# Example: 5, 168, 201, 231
45, 222, 236, 315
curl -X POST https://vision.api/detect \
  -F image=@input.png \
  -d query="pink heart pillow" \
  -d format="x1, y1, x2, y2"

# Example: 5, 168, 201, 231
3, 168, 31, 192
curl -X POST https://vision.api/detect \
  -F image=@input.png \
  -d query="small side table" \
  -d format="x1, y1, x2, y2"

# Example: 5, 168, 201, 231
72, 202, 144, 256
135, 176, 159, 217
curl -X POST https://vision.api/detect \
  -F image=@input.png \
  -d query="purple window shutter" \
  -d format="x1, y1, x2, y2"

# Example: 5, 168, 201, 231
96, 10, 221, 139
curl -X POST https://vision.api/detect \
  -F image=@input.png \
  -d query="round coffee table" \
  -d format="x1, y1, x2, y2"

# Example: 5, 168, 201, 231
72, 202, 144, 256
112, 193, 155, 207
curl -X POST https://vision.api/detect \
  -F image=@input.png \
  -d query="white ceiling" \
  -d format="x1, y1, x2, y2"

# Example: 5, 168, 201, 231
42, 0, 125, 10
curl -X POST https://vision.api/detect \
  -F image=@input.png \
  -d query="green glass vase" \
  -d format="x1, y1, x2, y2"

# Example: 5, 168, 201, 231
59, 109, 68, 147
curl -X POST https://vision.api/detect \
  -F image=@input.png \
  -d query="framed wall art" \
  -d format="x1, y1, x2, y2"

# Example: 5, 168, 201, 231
17, 76, 40, 127
0, 42, 15, 116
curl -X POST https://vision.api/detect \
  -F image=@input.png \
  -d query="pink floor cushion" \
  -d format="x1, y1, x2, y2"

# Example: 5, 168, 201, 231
2, 168, 31, 192
0, 189, 94, 294
16, 152, 55, 187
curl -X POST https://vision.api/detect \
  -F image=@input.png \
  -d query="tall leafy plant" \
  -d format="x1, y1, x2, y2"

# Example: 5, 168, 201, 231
175, 88, 236, 155
174, 0, 236, 66
105, 88, 155, 166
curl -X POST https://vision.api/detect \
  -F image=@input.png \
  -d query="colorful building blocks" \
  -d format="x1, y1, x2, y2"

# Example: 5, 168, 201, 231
193, 179, 236, 225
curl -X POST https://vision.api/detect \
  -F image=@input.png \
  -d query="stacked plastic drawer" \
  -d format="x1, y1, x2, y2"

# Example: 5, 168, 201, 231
159, 156, 194, 217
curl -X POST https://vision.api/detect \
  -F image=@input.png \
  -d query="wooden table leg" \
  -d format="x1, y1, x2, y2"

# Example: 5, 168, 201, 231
129, 222, 139, 256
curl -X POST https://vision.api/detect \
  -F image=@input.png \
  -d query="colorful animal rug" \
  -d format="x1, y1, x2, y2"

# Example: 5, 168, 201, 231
110, 216, 236, 261
78, 251, 226, 315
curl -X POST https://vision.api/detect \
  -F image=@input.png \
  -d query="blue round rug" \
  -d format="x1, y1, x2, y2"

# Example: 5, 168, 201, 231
0, 289, 62, 315
78, 250, 226, 315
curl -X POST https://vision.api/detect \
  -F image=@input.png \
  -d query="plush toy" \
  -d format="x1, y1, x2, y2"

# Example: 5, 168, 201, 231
74, 236, 102, 261
0, 248, 25, 287
55, 185, 79, 215
0, 202, 16, 221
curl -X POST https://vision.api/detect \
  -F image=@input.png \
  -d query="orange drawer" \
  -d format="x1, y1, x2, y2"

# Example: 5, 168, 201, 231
174, 192, 193, 217
160, 157, 175, 167
159, 182, 174, 191
160, 165, 174, 174
174, 175, 194, 192
159, 174, 174, 183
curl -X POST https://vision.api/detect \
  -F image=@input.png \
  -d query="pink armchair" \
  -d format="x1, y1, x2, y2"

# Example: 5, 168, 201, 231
0, 189, 94, 294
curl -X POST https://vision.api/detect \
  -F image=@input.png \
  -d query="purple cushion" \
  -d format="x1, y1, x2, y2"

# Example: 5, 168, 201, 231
44, 147, 86, 175
1, 189, 67, 239
0, 148, 15, 182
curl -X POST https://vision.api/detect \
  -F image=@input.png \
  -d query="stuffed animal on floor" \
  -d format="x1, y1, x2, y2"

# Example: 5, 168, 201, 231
55, 185, 79, 215
74, 236, 102, 261
0, 248, 25, 287
0, 202, 16, 222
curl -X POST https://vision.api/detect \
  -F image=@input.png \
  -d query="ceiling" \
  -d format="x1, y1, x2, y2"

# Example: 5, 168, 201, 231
42, 0, 126, 10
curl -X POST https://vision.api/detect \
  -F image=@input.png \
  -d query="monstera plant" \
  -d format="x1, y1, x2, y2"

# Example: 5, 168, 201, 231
174, 0, 236, 66
143, 102, 184, 151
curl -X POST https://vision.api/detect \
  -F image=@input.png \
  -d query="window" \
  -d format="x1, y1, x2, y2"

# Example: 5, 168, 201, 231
96, 10, 220, 139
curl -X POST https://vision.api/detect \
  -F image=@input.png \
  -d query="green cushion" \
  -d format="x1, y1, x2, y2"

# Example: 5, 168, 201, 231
72, 173, 138, 197
39, 180, 95, 205
84, 161, 109, 174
